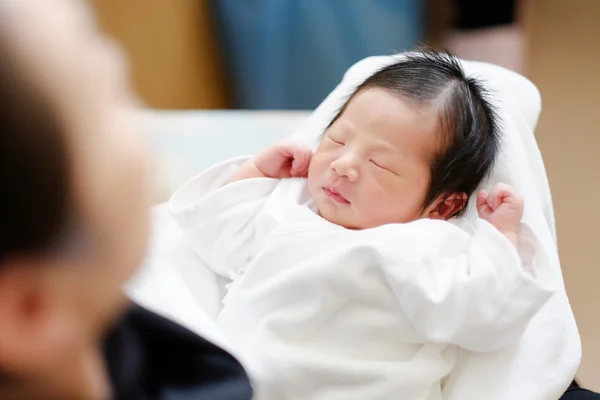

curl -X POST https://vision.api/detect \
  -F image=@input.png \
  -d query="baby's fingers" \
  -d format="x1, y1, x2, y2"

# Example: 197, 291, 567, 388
476, 190, 493, 217
476, 190, 489, 207
489, 183, 523, 208
290, 148, 313, 177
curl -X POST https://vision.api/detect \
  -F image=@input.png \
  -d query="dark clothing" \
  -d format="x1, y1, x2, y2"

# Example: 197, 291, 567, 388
561, 381, 600, 400
103, 304, 253, 400
562, 389, 600, 400
453, 0, 517, 30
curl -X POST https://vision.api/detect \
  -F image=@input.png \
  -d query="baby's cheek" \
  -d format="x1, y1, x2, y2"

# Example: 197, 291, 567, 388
310, 153, 332, 177
356, 186, 387, 219
360, 184, 416, 226
306, 161, 321, 186
368, 182, 391, 204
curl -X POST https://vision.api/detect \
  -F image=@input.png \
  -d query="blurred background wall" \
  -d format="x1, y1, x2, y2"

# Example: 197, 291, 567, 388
93, 0, 228, 108
93, 0, 600, 389
528, 0, 600, 390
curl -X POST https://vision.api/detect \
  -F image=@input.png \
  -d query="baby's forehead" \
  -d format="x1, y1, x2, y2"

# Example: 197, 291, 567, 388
339, 89, 440, 139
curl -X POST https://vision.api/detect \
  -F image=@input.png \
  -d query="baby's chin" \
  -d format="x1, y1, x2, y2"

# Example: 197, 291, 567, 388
317, 203, 423, 230
316, 204, 364, 230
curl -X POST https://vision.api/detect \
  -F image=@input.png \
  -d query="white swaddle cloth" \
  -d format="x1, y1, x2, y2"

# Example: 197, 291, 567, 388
129, 54, 580, 400
283, 54, 581, 399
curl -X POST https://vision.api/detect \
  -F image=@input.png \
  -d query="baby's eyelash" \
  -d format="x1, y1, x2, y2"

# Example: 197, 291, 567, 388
370, 159, 384, 168
370, 160, 398, 175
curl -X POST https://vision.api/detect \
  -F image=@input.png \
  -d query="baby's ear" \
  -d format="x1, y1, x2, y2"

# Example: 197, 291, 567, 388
425, 192, 468, 220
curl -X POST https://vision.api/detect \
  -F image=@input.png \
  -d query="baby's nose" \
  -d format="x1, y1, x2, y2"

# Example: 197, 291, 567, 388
331, 157, 359, 182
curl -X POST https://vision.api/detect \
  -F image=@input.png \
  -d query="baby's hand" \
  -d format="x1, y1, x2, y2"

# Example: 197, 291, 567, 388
476, 183, 524, 246
254, 143, 313, 179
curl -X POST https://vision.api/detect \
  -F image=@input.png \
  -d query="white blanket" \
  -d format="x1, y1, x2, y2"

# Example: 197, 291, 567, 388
168, 154, 555, 399
286, 55, 581, 398
130, 55, 580, 400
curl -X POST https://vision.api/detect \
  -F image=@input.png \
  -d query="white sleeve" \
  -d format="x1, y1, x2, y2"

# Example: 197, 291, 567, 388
167, 156, 279, 277
383, 219, 555, 353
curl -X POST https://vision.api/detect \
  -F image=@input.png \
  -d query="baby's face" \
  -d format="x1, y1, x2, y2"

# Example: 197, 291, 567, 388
308, 88, 440, 229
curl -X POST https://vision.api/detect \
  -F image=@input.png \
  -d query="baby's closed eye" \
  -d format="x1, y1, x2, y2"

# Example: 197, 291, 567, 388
328, 136, 345, 146
370, 159, 399, 175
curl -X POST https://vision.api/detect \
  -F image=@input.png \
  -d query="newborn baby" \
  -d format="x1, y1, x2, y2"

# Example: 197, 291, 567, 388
169, 51, 554, 400
229, 57, 517, 240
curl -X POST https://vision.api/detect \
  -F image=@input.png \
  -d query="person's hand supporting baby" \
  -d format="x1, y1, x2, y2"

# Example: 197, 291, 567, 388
229, 142, 524, 247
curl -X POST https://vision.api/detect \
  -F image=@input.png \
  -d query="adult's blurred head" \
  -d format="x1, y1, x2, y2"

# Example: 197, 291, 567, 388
0, 0, 151, 398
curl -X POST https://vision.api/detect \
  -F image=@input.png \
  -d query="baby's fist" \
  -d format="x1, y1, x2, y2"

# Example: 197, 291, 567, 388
476, 183, 524, 246
254, 143, 313, 179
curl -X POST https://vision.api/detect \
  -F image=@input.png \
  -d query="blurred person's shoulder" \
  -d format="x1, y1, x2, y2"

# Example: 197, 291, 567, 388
104, 304, 253, 400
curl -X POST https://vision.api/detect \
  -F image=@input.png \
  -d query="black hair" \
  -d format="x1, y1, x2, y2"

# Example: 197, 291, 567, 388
328, 49, 500, 216
0, 34, 71, 261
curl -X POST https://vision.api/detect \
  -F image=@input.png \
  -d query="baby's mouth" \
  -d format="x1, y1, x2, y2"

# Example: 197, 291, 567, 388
322, 186, 350, 204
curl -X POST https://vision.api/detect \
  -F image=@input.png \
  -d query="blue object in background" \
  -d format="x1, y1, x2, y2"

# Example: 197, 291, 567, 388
211, 0, 424, 110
